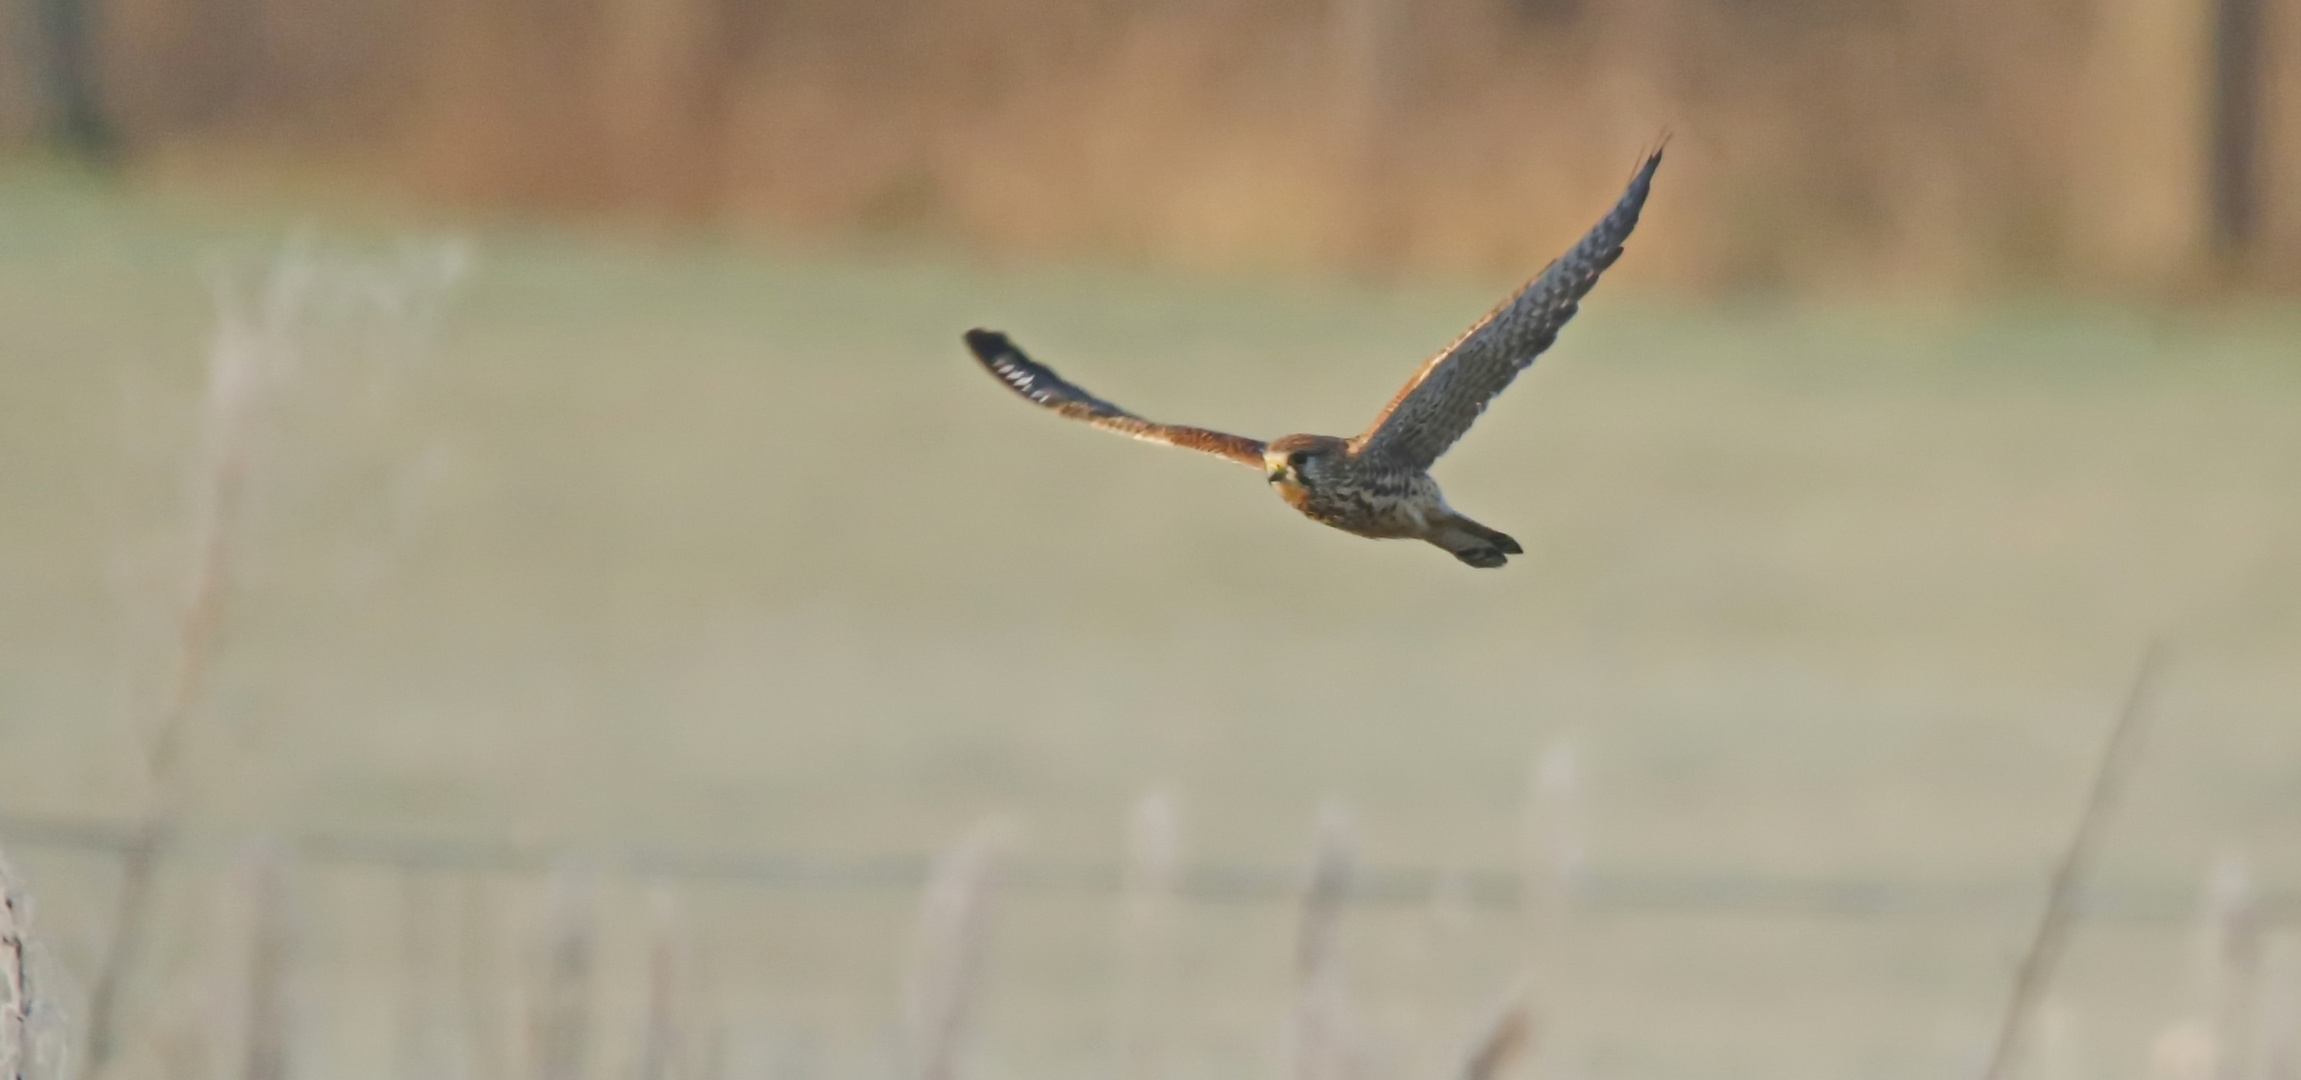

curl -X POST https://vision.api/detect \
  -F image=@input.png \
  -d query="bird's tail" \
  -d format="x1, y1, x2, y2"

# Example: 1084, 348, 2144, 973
1430, 515, 1523, 569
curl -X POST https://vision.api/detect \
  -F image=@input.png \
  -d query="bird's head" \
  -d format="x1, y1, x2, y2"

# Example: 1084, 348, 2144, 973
1264, 434, 1348, 491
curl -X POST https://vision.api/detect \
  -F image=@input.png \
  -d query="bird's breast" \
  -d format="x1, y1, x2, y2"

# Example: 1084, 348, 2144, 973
1278, 466, 1445, 540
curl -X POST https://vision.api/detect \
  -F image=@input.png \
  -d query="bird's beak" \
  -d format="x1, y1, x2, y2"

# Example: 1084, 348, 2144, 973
1266, 466, 1286, 484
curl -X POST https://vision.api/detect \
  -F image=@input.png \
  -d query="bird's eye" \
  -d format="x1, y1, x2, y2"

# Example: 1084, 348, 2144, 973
1288, 451, 1309, 470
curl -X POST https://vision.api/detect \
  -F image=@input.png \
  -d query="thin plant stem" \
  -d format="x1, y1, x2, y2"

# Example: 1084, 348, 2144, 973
241, 845, 296, 1080
905, 821, 1010, 1080
0, 852, 33, 1080
1982, 643, 2164, 1080
1293, 805, 1355, 1080
1456, 989, 1532, 1080
84, 319, 255, 1080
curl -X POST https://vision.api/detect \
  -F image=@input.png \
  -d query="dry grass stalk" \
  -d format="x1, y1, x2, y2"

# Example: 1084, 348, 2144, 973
632, 886, 690, 1080
396, 868, 463, 1080
903, 819, 1013, 1080
1454, 988, 1532, 1080
239, 844, 297, 1080
1523, 742, 1585, 947
532, 863, 598, 1080
0, 850, 37, 1080
1519, 742, 1583, 1078
1393, 869, 1474, 1080
1113, 789, 1181, 1080
1982, 644, 2163, 1080
2196, 855, 2262, 1080
85, 241, 468, 1079
1524, 743, 1586, 921
1291, 804, 1357, 1080
465, 874, 512, 1080
83, 257, 278, 1078
2257, 930, 2301, 1080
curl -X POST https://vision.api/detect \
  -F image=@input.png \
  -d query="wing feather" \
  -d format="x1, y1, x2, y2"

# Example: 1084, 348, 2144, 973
965, 329, 1267, 469
1352, 146, 1663, 470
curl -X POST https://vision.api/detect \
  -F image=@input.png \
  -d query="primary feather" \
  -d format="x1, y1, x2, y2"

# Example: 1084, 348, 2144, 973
1352, 146, 1662, 470
964, 329, 1268, 468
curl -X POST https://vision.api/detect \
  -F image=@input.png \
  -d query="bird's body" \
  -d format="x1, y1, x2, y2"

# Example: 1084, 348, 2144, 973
965, 146, 1662, 568
1261, 433, 1523, 567
1267, 435, 1439, 538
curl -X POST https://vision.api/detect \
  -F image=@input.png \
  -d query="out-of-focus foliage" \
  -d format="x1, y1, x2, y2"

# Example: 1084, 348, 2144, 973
5, 0, 2301, 293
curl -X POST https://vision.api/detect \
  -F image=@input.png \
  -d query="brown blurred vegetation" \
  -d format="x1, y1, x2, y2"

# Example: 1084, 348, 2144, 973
5, 0, 2301, 294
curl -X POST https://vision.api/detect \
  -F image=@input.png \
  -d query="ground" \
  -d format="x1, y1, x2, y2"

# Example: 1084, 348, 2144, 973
0, 164, 2297, 1080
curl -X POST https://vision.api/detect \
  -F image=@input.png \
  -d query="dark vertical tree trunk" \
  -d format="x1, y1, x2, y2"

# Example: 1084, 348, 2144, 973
30, 0, 117, 163
2212, 0, 2265, 259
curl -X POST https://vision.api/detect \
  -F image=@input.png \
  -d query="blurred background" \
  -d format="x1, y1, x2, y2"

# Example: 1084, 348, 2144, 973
6, 0, 2301, 289
2, 2, 2300, 1080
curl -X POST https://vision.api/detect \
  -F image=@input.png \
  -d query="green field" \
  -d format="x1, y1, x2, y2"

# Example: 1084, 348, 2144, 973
1, 165, 2298, 1080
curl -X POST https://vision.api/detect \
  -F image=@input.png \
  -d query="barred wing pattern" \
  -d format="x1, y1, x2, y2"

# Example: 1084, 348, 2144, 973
1352, 148, 1662, 470
965, 329, 1268, 468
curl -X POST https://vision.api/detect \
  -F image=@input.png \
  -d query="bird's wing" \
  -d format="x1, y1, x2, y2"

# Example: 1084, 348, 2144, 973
965, 329, 1267, 469
1350, 146, 1662, 470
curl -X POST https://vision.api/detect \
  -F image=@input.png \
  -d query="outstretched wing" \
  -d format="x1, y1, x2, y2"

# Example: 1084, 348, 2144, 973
1351, 146, 1662, 470
965, 329, 1267, 469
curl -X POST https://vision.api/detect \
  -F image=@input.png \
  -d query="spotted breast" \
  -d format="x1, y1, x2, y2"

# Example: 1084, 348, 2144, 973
1279, 466, 1448, 540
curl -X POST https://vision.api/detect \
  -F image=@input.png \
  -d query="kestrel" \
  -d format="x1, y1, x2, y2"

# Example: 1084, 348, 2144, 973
965, 148, 1661, 568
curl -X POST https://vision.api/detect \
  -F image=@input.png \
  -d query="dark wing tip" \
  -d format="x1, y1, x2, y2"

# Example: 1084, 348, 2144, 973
1576, 141, 1664, 274
1639, 129, 1670, 172
963, 327, 1013, 360
965, 326, 1036, 388
1622, 144, 1663, 215
963, 326, 1083, 411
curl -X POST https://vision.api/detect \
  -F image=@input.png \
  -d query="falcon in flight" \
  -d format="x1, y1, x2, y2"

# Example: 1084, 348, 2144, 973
965, 147, 1661, 568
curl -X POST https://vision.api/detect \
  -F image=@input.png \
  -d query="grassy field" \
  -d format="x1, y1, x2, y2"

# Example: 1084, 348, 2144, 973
1, 164, 2299, 1080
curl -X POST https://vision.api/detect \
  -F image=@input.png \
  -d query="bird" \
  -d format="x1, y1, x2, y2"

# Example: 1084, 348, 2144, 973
964, 147, 1661, 568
